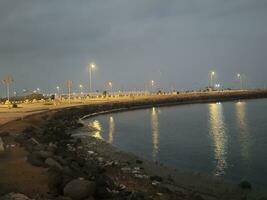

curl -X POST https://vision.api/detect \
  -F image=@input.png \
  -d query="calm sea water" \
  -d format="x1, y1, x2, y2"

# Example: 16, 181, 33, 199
83, 99, 267, 186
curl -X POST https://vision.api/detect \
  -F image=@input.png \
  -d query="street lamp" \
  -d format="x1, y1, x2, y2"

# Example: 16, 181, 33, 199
89, 63, 96, 93
79, 84, 83, 94
237, 73, 242, 89
210, 71, 215, 88
108, 82, 113, 91
151, 80, 155, 92
56, 86, 60, 98
66, 80, 73, 104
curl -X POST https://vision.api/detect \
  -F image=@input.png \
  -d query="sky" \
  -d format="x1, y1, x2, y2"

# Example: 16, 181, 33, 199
0, 0, 267, 96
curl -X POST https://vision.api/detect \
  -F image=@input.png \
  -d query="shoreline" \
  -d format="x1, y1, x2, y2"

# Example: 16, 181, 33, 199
1, 90, 267, 199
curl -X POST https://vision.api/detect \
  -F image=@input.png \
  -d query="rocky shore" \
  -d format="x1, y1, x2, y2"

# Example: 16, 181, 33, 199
1, 91, 267, 200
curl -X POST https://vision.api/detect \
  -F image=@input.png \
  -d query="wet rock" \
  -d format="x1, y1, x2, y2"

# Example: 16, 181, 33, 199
192, 193, 205, 200
63, 178, 96, 200
0, 132, 10, 137
0, 193, 32, 200
27, 152, 45, 167
45, 158, 63, 170
136, 159, 143, 164
128, 191, 147, 200
47, 167, 63, 194
151, 181, 160, 186
150, 175, 163, 182
14, 133, 30, 144
37, 150, 54, 159
239, 180, 252, 190
0, 137, 4, 152
95, 187, 113, 199
54, 156, 68, 166
47, 142, 57, 153
96, 174, 116, 189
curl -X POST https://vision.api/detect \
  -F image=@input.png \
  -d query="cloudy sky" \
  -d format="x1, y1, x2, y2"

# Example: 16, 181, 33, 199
0, 0, 267, 95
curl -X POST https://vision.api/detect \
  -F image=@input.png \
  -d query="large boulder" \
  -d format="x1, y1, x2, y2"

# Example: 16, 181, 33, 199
63, 178, 95, 200
45, 158, 63, 170
0, 193, 31, 200
27, 152, 45, 167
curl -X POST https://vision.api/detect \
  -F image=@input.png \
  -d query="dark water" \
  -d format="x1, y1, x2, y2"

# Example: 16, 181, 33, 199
83, 99, 267, 187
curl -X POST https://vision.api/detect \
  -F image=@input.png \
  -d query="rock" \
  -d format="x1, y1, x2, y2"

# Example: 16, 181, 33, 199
27, 152, 45, 167
95, 186, 113, 199
150, 175, 163, 182
96, 174, 115, 189
63, 178, 96, 200
0, 137, 4, 152
0, 193, 31, 200
0, 132, 10, 137
136, 159, 143, 164
37, 150, 54, 159
152, 181, 160, 186
47, 167, 63, 193
45, 158, 63, 170
128, 191, 147, 200
47, 142, 57, 153
239, 180, 252, 190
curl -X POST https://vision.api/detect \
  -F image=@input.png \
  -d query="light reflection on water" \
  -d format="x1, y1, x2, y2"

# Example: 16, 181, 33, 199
208, 103, 228, 176
89, 120, 104, 140
235, 101, 251, 163
108, 116, 115, 144
83, 99, 267, 186
151, 107, 160, 161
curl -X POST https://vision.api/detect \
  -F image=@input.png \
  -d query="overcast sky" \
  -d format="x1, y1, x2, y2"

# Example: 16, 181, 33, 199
0, 0, 267, 95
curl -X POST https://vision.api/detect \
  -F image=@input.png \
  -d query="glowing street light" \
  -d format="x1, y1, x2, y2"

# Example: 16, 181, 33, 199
88, 63, 96, 93
79, 84, 83, 94
210, 71, 215, 87
151, 80, 155, 92
237, 73, 243, 89
108, 81, 113, 91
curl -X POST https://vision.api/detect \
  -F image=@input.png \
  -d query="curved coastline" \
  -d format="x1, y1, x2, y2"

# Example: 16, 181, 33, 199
80, 90, 267, 122
1, 90, 267, 199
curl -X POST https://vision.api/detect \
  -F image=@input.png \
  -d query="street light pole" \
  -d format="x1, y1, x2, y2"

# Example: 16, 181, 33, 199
66, 80, 73, 104
210, 71, 215, 88
89, 63, 96, 93
79, 84, 83, 94
108, 82, 113, 92
151, 80, 154, 93
237, 74, 242, 90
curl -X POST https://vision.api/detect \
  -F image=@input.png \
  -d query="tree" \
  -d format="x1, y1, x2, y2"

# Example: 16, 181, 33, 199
1, 75, 14, 102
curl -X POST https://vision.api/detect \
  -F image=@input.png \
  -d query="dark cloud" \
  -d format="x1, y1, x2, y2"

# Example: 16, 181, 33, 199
0, 0, 267, 95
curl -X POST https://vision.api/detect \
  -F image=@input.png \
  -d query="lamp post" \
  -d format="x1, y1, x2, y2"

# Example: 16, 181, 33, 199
151, 80, 155, 93
210, 71, 215, 88
66, 80, 73, 104
108, 82, 113, 91
56, 86, 60, 98
237, 73, 242, 90
89, 63, 96, 93
79, 84, 83, 94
